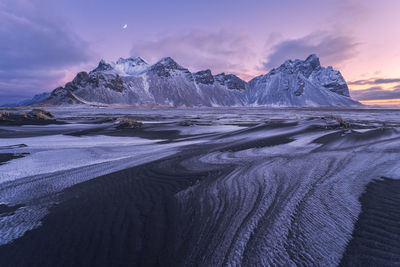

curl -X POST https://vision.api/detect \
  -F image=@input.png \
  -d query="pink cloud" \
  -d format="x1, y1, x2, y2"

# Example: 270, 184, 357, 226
130, 29, 259, 80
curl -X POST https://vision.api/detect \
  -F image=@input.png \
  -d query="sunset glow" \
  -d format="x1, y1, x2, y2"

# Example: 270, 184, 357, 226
359, 98, 400, 107
1, 0, 400, 106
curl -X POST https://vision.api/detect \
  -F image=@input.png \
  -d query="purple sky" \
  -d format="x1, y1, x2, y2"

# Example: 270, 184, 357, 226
1, 0, 400, 106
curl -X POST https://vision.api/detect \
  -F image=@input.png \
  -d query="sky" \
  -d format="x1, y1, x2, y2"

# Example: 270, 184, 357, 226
1, 0, 400, 106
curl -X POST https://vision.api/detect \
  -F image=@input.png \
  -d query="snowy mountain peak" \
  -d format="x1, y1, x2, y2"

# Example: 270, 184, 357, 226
246, 54, 356, 106
150, 57, 190, 77
91, 57, 149, 75
155, 57, 183, 68
275, 54, 322, 78
92, 59, 115, 72
115, 56, 149, 75
305, 54, 320, 67
116, 56, 148, 66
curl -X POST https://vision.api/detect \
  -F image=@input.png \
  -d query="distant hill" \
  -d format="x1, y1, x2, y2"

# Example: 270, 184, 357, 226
2, 93, 51, 107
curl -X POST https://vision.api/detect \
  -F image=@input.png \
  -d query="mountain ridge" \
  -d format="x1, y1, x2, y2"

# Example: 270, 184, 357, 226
27, 55, 361, 107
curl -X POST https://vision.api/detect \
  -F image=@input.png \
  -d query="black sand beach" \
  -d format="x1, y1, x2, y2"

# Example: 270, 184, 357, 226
0, 108, 399, 266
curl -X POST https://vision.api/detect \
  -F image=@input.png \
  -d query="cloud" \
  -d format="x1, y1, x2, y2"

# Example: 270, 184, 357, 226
0, 1, 94, 104
130, 29, 258, 80
351, 86, 400, 101
263, 32, 359, 70
349, 77, 400, 103
349, 78, 400, 85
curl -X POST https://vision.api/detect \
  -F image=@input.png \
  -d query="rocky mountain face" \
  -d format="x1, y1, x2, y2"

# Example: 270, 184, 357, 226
244, 55, 356, 106
40, 54, 359, 107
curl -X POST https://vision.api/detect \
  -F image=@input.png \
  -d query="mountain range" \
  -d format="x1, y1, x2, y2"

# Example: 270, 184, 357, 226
8, 54, 361, 107
2, 92, 50, 107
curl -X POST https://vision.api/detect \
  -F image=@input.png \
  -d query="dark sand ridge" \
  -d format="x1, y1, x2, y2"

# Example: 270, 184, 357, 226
0, 203, 24, 217
0, 142, 234, 267
0, 153, 28, 165
339, 177, 400, 266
